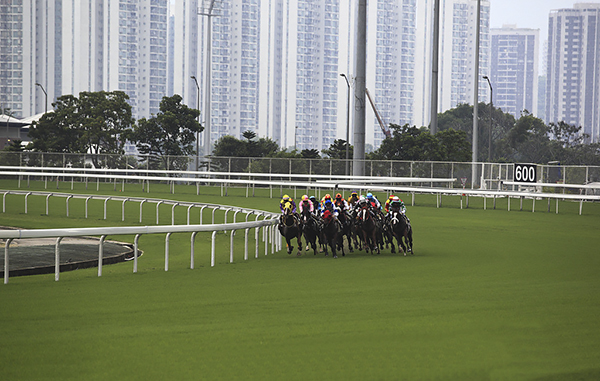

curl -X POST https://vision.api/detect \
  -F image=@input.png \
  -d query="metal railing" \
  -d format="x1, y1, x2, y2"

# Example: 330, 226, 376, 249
1, 190, 280, 284
2, 152, 599, 189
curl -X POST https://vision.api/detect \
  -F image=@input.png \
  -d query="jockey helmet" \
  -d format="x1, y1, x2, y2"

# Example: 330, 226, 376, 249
335, 193, 342, 199
389, 195, 395, 200
393, 196, 400, 202
366, 192, 373, 199
302, 195, 309, 201
283, 195, 290, 201
325, 194, 331, 200
324, 199, 333, 205
309, 195, 316, 200
351, 190, 358, 195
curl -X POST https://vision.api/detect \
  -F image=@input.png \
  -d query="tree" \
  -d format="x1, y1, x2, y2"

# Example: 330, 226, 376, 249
77, 91, 134, 159
435, 129, 472, 162
28, 94, 80, 153
212, 131, 279, 158
437, 102, 516, 162
301, 149, 320, 159
129, 94, 201, 170
28, 91, 134, 168
370, 124, 471, 162
322, 139, 352, 159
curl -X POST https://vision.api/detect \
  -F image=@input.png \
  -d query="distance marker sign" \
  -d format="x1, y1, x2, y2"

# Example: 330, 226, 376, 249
514, 164, 537, 183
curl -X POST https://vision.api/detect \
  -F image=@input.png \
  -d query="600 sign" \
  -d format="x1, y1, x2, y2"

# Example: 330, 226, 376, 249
514, 164, 537, 183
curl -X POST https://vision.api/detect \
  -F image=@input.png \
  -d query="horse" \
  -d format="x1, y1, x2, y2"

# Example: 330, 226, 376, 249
356, 206, 380, 254
279, 204, 303, 256
388, 210, 413, 255
337, 209, 354, 253
301, 208, 320, 255
321, 210, 343, 258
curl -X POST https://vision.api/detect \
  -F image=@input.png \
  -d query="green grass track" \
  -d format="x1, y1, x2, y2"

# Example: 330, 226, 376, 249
1, 180, 599, 380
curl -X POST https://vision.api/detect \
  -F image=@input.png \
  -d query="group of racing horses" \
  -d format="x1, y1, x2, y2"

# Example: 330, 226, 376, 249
278, 195, 413, 258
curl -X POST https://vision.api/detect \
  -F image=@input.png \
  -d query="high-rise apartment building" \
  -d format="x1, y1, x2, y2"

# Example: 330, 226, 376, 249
1, 0, 169, 121
438, 0, 490, 112
366, 0, 417, 148
546, 3, 600, 142
490, 26, 539, 119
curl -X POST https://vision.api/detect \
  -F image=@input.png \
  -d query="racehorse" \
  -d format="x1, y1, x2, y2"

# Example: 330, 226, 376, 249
301, 208, 320, 255
356, 205, 380, 254
321, 210, 343, 258
279, 204, 303, 256
388, 210, 413, 255
337, 209, 354, 253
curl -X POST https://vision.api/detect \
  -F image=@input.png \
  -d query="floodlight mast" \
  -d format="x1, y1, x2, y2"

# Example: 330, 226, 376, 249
198, 0, 218, 157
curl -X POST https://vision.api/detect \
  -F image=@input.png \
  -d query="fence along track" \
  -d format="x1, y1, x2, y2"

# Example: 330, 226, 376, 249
1, 190, 280, 284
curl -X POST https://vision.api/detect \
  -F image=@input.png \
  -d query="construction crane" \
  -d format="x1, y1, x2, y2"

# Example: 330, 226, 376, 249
365, 88, 391, 139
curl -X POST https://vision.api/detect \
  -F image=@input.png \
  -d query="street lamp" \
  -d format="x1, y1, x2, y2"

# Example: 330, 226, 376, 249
35, 83, 47, 115
191, 76, 200, 171
294, 126, 298, 151
483, 75, 493, 162
340, 73, 351, 176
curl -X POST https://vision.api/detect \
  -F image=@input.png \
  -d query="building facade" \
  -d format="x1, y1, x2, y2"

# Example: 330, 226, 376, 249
546, 3, 600, 142
490, 26, 539, 119
1, 0, 169, 121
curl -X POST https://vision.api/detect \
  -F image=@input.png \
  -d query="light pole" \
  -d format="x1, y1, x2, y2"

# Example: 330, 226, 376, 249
198, 0, 217, 157
340, 73, 351, 176
35, 83, 47, 115
483, 75, 493, 162
191, 76, 200, 170
294, 126, 298, 151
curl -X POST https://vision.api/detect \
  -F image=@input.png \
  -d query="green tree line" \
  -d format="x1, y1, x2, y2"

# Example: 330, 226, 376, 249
5, 92, 599, 168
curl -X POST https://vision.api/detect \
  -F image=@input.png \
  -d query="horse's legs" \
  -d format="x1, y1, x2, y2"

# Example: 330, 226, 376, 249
286, 237, 293, 254
296, 234, 303, 256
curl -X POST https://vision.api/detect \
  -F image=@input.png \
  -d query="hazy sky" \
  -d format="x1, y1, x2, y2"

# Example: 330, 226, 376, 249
490, 0, 600, 40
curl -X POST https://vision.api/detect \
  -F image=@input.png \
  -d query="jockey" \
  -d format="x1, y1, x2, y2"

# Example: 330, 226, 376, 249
279, 194, 297, 214
298, 195, 314, 215
309, 195, 321, 216
334, 193, 349, 212
366, 193, 382, 211
320, 193, 332, 209
279, 194, 300, 230
347, 191, 359, 207
389, 196, 409, 223
384, 194, 395, 213
321, 199, 340, 218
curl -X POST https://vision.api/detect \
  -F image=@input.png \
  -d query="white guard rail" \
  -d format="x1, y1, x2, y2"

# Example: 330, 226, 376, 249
1, 190, 281, 285
0, 166, 457, 199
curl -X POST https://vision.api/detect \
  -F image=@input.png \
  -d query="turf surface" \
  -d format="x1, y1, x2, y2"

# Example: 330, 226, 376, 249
1, 180, 599, 380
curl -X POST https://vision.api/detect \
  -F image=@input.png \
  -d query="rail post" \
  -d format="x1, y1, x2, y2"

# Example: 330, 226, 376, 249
171, 203, 179, 225
139, 200, 146, 223
24, 192, 31, 214
66, 195, 73, 217
85, 196, 92, 218
4, 238, 13, 284
55, 237, 63, 281
122, 199, 128, 221
98, 235, 106, 277
103, 197, 111, 220
230, 230, 235, 263
134, 234, 140, 273
165, 232, 172, 271
244, 228, 249, 260
211, 231, 217, 267
190, 231, 198, 269
45, 193, 52, 215
187, 204, 194, 225
156, 201, 163, 224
